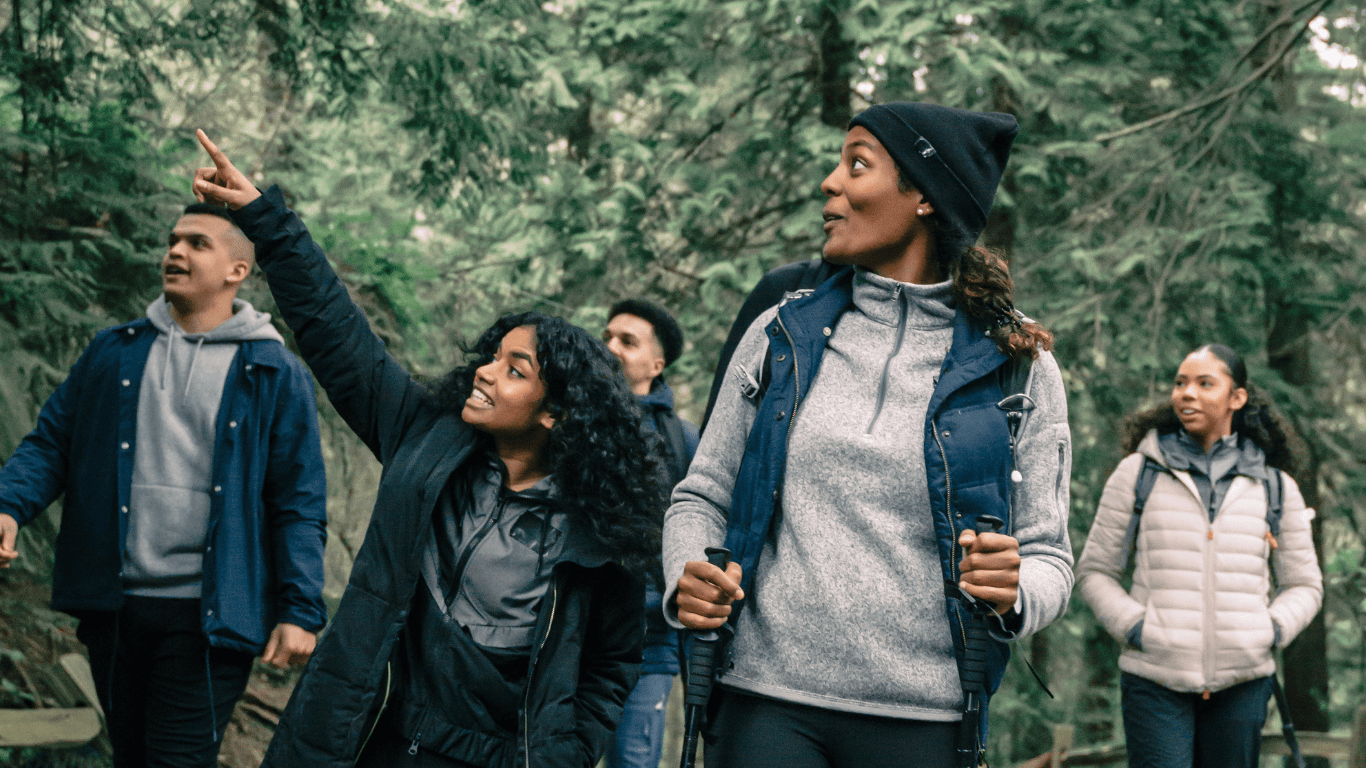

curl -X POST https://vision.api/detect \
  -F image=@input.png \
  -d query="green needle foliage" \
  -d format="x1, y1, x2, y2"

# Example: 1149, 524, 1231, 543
5, 0, 1366, 760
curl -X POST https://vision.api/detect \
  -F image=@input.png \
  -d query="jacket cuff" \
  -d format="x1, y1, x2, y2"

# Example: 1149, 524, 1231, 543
1125, 620, 1144, 651
277, 605, 327, 635
230, 186, 287, 254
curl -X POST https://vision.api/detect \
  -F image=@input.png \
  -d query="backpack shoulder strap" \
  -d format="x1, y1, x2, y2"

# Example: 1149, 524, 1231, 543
754, 261, 832, 406
655, 411, 691, 488
1122, 457, 1166, 563
1265, 468, 1285, 538
1133, 457, 1164, 516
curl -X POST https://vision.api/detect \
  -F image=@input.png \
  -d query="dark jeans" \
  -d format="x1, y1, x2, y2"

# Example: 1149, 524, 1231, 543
704, 688, 957, 768
1120, 672, 1274, 768
75, 595, 255, 768
606, 673, 674, 768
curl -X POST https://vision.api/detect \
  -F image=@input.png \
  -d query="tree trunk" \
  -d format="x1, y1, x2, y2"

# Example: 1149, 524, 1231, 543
254, 0, 299, 174
1254, 1, 1330, 758
815, 0, 853, 129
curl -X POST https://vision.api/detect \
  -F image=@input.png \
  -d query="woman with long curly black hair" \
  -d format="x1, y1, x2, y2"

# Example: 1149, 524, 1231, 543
191, 132, 665, 768
1077, 344, 1322, 768
663, 103, 1075, 768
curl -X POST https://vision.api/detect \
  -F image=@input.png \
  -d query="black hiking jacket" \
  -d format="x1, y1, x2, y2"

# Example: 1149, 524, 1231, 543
237, 187, 644, 768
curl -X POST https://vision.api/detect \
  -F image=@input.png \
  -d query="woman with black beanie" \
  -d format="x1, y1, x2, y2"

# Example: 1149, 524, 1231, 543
1077, 344, 1322, 767
662, 102, 1075, 767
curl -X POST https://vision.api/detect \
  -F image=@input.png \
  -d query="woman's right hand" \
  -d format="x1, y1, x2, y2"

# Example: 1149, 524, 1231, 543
192, 130, 262, 210
675, 559, 744, 630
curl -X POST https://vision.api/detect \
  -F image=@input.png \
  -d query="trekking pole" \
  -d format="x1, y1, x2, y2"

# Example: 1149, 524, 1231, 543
680, 546, 733, 768
954, 515, 1005, 768
1272, 673, 1306, 768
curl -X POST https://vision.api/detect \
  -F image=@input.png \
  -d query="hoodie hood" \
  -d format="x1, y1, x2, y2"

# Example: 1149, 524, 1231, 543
639, 379, 677, 413
145, 296, 284, 396
147, 295, 284, 343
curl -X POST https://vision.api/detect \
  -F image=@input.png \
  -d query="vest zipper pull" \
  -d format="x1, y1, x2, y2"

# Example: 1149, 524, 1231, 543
1207, 530, 1214, 540
1266, 531, 1279, 550
409, 734, 421, 756
1202, 689, 1211, 700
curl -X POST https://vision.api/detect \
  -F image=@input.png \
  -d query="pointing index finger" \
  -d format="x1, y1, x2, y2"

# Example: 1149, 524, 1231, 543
196, 129, 231, 168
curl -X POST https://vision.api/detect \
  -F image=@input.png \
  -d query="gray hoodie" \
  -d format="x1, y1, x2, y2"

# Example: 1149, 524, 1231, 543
123, 296, 285, 598
662, 267, 1074, 720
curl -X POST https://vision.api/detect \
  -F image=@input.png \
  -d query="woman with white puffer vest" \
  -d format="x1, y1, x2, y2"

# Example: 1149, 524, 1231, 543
1076, 343, 1322, 768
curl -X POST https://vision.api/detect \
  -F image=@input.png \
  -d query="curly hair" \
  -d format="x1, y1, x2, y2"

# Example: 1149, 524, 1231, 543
1119, 344, 1304, 474
897, 173, 1053, 360
433, 312, 668, 578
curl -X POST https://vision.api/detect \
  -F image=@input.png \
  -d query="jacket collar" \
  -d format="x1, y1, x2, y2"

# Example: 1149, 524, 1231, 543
1140, 428, 1268, 481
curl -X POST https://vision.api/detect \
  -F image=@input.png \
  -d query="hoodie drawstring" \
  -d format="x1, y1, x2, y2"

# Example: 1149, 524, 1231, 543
160, 325, 177, 390
184, 337, 206, 397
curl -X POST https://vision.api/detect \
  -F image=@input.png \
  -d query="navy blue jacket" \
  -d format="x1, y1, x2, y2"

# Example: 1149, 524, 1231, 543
0, 318, 328, 653
724, 267, 1015, 706
638, 381, 697, 676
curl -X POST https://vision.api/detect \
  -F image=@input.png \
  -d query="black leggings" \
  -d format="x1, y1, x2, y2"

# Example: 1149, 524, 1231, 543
705, 688, 958, 768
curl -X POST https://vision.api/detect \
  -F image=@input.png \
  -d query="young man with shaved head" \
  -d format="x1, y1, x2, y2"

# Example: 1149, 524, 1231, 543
601, 299, 699, 768
0, 204, 328, 768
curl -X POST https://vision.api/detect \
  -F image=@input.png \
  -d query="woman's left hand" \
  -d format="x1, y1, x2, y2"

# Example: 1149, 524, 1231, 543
957, 529, 1021, 616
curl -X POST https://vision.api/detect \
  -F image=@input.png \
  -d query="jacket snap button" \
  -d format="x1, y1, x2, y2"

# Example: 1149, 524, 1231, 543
942, 430, 951, 438
206, 609, 213, 617
776, 354, 786, 362
122, 379, 130, 387
120, 442, 130, 450
771, 328, 779, 337
822, 327, 832, 337
213, 485, 222, 493
245, 364, 253, 371
776, 412, 785, 421
126, 328, 134, 336
120, 506, 128, 514
772, 489, 779, 501
229, 421, 238, 428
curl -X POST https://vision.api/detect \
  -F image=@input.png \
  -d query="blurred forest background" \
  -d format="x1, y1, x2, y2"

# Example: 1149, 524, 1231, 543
3, 0, 1366, 764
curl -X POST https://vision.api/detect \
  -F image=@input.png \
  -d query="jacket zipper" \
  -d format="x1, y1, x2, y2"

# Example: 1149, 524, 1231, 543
775, 311, 801, 445
354, 662, 392, 765
524, 580, 558, 768
933, 418, 969, 654
866, 286, 908, 434
1202, 522, 1216, 696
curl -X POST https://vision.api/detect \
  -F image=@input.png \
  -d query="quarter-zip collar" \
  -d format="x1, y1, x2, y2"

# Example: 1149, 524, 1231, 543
851, 267, 955, 328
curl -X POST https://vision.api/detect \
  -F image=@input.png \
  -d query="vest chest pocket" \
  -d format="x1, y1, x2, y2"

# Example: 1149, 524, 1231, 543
935, 402, 1012, 492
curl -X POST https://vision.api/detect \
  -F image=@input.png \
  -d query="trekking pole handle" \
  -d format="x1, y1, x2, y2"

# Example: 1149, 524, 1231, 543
975, 516, 1005, 535
705, 546, 732, 571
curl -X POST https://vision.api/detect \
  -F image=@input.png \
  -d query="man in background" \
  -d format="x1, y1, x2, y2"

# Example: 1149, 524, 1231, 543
0, 203, 328, 768
602, 299, 699, 768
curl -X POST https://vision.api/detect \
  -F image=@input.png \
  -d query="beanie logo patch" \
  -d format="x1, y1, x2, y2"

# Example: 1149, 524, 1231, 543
915, 137, 937, 158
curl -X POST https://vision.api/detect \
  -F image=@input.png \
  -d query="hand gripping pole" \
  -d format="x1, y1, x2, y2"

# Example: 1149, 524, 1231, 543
680, 547, 733, 768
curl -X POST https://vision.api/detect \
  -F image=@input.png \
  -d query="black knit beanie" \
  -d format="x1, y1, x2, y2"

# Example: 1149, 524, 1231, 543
609, 299, 684, 367
848, 102, 1019, 244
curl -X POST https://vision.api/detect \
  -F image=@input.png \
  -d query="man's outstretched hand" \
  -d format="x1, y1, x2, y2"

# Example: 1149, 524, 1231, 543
262, 622, 316, 669
193, 130, 262, 211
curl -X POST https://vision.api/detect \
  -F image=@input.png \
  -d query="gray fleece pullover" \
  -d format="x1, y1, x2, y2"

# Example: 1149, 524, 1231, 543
662, 267, 1074, 720
123, 296, 284, 597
